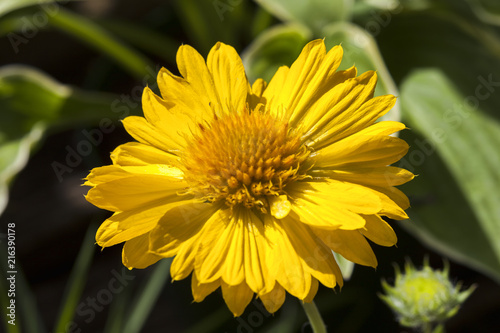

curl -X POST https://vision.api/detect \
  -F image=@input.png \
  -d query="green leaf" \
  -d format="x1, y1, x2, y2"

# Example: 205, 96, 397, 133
173, 0, 254, 55
467, 0, 500, 25
0, 0, 77, 18
0, 65, 122, 216
256, 0, 354, 34
98, 19, 179, 65
0, 122, 44, 215
47, 7, 153, 80
377, 10, 500, 104
400, 68, 500, 282
183, 307, 231, 333
352, 0, 404, 14
103, 286, 132, 333
122, 258, 172, 333
242, 24, 311, 83
333, 252, 355, 280
322, 22, 401, 122
1, 5, 153, 79
53, 224, 97, 333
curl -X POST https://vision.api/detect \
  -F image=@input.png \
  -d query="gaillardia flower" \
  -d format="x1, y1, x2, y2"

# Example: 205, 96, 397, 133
84, 40, 413, 316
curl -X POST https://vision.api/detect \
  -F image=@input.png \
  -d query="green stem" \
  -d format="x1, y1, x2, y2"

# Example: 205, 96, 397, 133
301, 301, 327, 333
48, 7, 153, 80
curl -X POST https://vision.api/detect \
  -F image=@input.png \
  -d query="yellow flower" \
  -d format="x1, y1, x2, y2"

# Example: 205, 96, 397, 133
84, 40, 413, 316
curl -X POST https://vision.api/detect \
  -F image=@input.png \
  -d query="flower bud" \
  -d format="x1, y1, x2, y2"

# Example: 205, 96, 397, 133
380, 259, 476, 330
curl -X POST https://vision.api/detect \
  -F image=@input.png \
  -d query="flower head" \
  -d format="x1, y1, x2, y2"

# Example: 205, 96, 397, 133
380, 260, 476, 329
84, 40, 414, 316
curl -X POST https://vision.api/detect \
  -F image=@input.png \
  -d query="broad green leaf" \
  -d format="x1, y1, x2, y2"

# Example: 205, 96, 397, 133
242, 24, 310, 83
377, 9, 500, 110
400, 68, 500, 282
256, 0, 354, 34
467, 0, 500, 25
0, 65, 122, 216
323, 22, 401, 122
0, 0, 77, 18
352, 0, 405, 16
0, 123, 44, 215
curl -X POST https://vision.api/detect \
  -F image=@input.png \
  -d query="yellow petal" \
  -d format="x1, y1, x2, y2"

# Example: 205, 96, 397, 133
289, 180, 381, 230
273, 40, 326, 119
111, 142, 180, 167
176, 44, 222, 116
280, 212, 342, 290
303, 278, 319, 303
170, 238, 198, 281
304, 71, 378, 146
249, 78, 267, 109
315, 228, 378, 268
96, 200, 176, 248
148, 201, 218, 258
142, 87, 195, 147
222, 215, 246, 286
360, 215, 397, 247
375, 185, 410, 210
195, 209, 236, 283
288, 44, 346, 126
207, 42, 249, 114
242, 210, 273, 294
259, 283, 286, 314
355, 120, 406, 136
191, 272, 220, 302
85, 165, 187, 212
122, 233, 162, 269
315, 166, 415, 188
95, 215, 119, 246
221, 281, 254, 317
84, 164, 130, 186
314, 123, 409, 168
122, 116, 183, 154
312, 93, 397, 149
263, 215, 311, 299
369, 186, 410, 220
157, 67, 213, 123
262, 65, 289, 117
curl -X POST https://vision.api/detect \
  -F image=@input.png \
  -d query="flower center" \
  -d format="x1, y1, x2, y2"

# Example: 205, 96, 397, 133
182, 110, 311, 215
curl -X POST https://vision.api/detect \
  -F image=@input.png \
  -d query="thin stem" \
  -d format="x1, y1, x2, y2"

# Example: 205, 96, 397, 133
301, 301, 327, 333
48, 7, 153, 80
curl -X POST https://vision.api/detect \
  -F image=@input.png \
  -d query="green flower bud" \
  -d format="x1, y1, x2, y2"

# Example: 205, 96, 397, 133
379, 259, 476, 330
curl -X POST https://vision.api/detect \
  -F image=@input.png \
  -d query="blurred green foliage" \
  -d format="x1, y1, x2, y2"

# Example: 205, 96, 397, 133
1, 0, 500, 332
